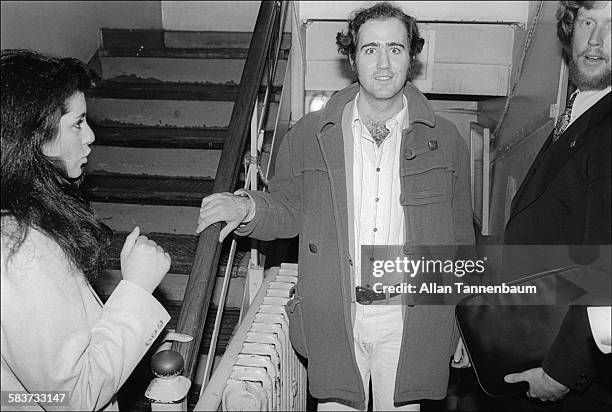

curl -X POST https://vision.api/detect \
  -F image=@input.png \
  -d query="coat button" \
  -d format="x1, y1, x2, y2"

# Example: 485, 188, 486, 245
309, 243, 318, 253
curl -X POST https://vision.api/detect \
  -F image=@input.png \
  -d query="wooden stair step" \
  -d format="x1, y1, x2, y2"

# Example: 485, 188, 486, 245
101, 29, 164, 49
99, 57, 245, 85
164, 30, 291, 50
87, 81, 281, 102
96, 56, 286, 85
165, 303, 240, 354
165, 31, 252, 49
86, 98, 277, 130
106, 231, 249, 276
87, 145, 220, 178
86, 98, 233, 129
82, 172, 213, 207
92, 125, 273, 150
101, 29, 291, 51
201, 306, 241, 354
99, 47, 289, 60
92, 125, 225, 149
91, 202, 199, 235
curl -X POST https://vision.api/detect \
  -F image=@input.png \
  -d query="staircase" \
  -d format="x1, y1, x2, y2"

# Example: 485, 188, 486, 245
83, 26, 289, 410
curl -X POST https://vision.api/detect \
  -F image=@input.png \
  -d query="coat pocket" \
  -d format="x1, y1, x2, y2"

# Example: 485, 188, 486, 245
400, 190, 453, 243
400, 142, 456, 243
285, 294, 309, 358
400, 190, 449, 205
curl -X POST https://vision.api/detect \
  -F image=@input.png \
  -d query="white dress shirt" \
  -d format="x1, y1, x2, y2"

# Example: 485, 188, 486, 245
587, 306, 612, 354
351, 94, 408, 287
569, 86, 611, 126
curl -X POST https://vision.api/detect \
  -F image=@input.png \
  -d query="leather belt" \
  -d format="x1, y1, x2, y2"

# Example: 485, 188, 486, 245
355, 285, 402, 305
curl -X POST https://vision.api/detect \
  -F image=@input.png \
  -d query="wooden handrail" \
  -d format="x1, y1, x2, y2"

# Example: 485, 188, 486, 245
171, 0, 281, 394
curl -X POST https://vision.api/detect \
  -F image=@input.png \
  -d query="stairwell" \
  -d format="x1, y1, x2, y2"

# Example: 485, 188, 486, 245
83, 28, 289, 409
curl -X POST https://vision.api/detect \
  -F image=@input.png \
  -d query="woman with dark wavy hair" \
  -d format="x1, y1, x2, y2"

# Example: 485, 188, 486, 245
1, 49, 173, 411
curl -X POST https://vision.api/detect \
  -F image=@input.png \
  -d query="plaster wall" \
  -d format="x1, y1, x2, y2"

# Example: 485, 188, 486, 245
1, 1, 162, 62
161, 1, 292, 32
298, 1, 528, 23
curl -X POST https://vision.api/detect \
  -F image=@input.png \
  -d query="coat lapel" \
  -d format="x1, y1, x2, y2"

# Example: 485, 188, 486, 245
314, 86, 357, 333
510, 92, 611, 220
315, 85, 357, 259
317, 123, 348, 224
317, 123, 351, 284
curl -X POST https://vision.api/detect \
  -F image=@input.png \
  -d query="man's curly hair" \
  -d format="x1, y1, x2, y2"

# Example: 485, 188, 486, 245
556, 1, 597, 64
336, 2, 424, 70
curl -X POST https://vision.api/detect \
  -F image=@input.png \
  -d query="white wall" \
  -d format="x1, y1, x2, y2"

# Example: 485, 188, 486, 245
162, 0, 262, 31
161, 1, 528, 32
298, 1, 529, 24
1, 1, 162, 62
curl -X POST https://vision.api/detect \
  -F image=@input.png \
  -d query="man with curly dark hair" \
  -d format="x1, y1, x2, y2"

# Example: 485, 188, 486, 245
197, 2, 474, 410
502, 1, 610, 410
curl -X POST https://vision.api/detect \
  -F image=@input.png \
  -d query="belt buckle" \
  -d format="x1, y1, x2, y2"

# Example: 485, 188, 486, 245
356, 286, 373, 305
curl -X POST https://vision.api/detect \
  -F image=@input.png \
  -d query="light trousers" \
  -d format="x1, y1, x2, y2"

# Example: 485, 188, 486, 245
317, 304, 420, 411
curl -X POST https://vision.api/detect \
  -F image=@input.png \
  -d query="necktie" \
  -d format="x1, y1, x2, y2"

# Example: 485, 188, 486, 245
552, 91, 578, 143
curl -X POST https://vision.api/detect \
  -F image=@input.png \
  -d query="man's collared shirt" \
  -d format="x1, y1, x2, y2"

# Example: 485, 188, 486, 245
351, 93, 408, 287
569, 85, 611, 126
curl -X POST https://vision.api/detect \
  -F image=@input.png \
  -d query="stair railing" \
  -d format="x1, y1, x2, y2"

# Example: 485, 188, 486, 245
151, 2, 286, 410
190, 3, 302, 410
198, 0, 289, 392
241, 0, 289, 307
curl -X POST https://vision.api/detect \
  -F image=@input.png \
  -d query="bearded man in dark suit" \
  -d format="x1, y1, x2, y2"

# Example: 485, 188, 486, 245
501, 1, 611, 410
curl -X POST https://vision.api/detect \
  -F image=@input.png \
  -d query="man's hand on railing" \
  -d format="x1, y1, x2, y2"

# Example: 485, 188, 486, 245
196, 192, 255, 242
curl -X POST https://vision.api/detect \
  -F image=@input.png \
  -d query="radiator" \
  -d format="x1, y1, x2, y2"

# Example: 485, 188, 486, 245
221, 264, 307, 411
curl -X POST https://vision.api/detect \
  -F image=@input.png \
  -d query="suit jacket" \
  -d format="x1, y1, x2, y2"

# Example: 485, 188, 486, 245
503, 92, 611, 405
1, 218, 170, 411
505, 92, 611, 247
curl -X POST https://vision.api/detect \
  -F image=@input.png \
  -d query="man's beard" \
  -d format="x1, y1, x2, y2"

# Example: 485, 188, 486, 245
569, 57, 611, 91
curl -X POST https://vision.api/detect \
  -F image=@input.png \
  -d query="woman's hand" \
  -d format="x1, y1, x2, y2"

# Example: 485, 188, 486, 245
120, 227, 171, 293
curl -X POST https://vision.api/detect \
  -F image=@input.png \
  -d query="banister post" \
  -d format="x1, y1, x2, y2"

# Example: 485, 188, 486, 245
145, 350, 192, 411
